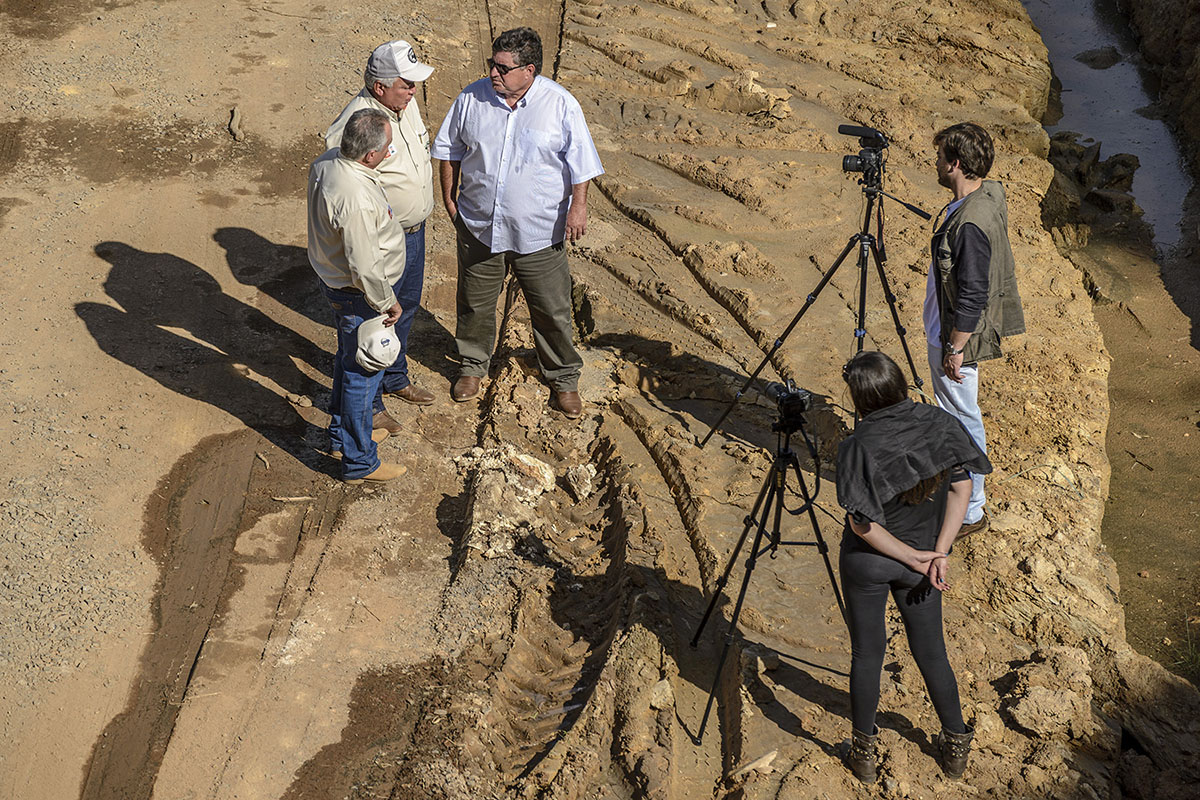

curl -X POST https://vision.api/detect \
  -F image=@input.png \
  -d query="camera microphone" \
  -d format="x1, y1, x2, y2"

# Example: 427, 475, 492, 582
837, 124, 879, 138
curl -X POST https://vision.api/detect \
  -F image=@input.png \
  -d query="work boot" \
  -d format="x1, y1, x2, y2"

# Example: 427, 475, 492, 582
388, 384, 436, 405
372, 410, 403, 435
958, 512, 990, 537
846, 726, 878, 784
343, 462, 407, 485
552, 390, 583, 420
938, 725, 974, 780
452, 375, 482, 402
329, 428, 388, 460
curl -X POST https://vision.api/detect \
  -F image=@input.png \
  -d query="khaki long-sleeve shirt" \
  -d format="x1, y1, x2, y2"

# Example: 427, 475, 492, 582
325, 90, 435, 231
306, 149, 403, 313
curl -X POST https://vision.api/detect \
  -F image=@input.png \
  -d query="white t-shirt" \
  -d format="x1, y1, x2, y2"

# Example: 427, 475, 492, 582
923, 195, 968, 345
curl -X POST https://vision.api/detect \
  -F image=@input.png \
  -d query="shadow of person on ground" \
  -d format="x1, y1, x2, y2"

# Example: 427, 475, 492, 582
214, 226, 460, 387
77, 240, 333, 470
213, 227, 330, 329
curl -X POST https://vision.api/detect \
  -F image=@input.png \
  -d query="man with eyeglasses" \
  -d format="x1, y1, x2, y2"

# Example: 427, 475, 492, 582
432, 26, 604, 420
326, 39, 438, 439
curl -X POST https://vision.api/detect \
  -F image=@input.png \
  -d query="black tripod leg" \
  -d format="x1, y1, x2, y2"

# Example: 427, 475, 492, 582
699, 234, 860, 448
868, 240, 925, 390
786, 452, 847, 625
691, 468, 774, 646
854, 239, 871, 356
693, 472, 780, 741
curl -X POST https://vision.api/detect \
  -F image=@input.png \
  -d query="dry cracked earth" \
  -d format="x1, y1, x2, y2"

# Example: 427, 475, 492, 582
1, 0, 1199, 799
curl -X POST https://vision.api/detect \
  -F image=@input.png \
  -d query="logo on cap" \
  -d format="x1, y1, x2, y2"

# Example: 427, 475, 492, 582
407, 48, 418, 63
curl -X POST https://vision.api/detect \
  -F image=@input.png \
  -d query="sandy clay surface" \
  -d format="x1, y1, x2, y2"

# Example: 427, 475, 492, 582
1, 0, 1199, 798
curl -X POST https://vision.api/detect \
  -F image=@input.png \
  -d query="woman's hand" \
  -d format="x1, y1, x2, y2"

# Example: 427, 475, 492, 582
906, 549, 945, 574
926, 556, 949, 592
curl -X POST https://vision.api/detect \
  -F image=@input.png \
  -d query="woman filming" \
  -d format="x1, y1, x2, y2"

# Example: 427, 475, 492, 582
836, 351, 991, 783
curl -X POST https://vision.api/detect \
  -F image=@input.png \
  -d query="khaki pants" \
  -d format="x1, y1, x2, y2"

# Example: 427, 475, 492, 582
454, 216, 582, 391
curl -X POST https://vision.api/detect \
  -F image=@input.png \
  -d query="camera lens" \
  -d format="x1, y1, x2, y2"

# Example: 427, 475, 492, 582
842, 155, 863, 172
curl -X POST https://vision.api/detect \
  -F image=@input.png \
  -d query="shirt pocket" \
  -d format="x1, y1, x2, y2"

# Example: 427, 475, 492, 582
519, 127, 563, 158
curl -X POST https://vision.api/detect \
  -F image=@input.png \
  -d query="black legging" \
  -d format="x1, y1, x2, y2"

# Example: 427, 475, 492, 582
840, 546, 967, 734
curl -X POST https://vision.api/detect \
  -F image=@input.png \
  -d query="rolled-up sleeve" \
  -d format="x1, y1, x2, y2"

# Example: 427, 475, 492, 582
342, 209, 398, 313
562, 101, 604, 184
431, 96, 467, 161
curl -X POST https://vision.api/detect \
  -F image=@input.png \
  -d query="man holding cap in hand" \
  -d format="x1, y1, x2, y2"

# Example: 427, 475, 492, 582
326, 39, 438, 438
308, 108, 406, 484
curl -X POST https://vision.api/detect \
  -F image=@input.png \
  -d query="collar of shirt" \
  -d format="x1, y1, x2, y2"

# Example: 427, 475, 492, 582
337, 153, 385, 185
358, 88, 400, 121
486, 74, 543, 112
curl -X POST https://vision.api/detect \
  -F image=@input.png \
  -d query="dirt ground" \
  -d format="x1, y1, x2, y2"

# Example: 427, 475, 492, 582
2, 1, 1199, 799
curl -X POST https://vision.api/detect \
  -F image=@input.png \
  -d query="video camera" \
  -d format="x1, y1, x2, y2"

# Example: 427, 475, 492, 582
839, 124, 888, 186
764, 380, 812, 433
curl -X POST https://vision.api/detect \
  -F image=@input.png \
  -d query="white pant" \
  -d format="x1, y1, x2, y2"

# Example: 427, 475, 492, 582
927, 344, 986, 524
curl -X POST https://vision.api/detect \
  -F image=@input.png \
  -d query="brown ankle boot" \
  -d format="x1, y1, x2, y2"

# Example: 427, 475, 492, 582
846, 726, 878, 784
938, 725, 974, 779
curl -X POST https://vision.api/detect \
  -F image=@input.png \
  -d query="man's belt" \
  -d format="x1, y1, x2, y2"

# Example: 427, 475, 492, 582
404, 221, 425, 235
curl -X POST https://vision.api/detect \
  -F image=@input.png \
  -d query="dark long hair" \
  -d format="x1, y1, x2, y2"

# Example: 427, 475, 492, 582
843, 351, 945, 505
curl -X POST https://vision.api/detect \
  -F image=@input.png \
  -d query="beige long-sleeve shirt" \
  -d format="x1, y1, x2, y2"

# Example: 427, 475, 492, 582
325, 90, 435, 231
306, 149, 403, 313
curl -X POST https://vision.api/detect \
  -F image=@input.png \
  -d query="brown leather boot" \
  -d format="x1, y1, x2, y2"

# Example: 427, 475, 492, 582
846, 726, 878, 784
452, 375, 482, 402
938, 725, 974, 780
553, 390, 583, 419
343, 462, 407, 485
372, 410, 403, 435
388, 384, 435, 405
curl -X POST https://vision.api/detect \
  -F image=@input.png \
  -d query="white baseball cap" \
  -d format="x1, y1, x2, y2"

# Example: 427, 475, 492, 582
366, 40, 434, 83
356, 315, 402, 372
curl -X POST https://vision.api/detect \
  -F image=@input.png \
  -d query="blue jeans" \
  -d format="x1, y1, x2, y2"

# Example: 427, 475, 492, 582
323, 283, 385, 478
374, 223, 425, 411
927, 343, 986, 523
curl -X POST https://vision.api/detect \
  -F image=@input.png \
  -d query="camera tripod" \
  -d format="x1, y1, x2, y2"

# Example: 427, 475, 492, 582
688, 409, 846, 741
699, 145, 931, 448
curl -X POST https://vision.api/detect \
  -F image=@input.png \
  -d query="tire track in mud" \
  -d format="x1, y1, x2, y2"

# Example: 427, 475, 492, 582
80, 428, 345, 800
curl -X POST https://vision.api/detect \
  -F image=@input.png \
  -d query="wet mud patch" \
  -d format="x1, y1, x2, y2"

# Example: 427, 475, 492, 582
81, 429, 348, 800
281, 657, 479, 800
0, 120, 25, 177
0, 196, 27, 226
19, 116, 320, 193
0, 0, 135, 39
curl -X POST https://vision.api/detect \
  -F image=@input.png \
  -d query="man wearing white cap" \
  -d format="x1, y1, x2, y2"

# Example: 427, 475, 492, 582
326, 39, 437, 438
308, 108, 407, 484
433, 26, 604, 420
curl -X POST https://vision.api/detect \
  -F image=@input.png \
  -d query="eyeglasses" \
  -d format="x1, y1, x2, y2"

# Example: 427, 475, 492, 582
486, 58, 527, 77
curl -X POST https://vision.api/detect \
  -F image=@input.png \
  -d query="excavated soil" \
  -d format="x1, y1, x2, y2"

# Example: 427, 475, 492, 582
2, 1, 1199, 799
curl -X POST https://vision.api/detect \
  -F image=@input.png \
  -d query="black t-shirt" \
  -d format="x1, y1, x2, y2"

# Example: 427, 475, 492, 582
841, 468, 968, 553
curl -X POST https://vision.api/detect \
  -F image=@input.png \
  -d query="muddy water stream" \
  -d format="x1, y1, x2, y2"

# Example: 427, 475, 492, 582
1024, 0, 1191, 249
1023, 0, 1200, 682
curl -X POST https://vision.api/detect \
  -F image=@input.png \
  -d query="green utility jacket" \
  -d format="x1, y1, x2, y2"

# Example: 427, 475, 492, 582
932, 180, 1026, 364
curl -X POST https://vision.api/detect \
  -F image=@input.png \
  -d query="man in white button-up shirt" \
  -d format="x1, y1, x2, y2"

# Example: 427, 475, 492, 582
432, 27, 604, 419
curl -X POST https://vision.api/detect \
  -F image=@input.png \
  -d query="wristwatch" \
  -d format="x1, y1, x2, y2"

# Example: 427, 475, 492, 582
946, 343, 964, 356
